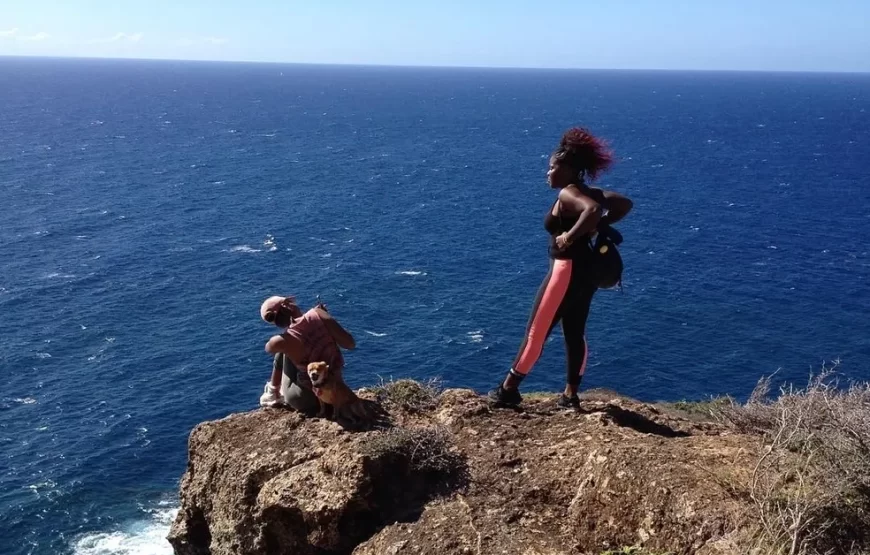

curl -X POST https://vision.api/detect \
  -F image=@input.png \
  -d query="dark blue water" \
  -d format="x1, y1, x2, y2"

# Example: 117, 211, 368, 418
1, 58, 869, 554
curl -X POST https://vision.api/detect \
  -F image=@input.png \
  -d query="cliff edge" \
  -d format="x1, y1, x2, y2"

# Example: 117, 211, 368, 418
167, 383, 775, 555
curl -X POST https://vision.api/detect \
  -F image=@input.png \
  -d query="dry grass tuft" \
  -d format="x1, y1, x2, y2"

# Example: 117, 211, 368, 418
713, 362, 870, 555
370, 378, 443, 413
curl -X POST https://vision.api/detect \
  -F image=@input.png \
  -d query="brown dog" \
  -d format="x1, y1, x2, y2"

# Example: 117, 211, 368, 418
306, 361, 370, 425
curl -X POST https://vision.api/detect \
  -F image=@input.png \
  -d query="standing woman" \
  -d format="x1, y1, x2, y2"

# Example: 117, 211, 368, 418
489, 128, 633, 408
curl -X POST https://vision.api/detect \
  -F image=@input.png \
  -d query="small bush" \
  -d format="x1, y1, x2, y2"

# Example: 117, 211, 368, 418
370, 378, 442, 413
713, 362, 870, 555
360, 426, 466, 483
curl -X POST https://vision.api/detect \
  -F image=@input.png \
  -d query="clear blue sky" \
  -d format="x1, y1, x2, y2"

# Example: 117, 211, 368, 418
1, 0, 868, 72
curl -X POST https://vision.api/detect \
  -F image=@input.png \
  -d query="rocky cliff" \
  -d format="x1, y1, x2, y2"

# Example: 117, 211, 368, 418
167, 385, 762, 555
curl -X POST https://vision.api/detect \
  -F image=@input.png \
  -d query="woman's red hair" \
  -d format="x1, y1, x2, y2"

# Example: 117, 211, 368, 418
554, 127, 613, 181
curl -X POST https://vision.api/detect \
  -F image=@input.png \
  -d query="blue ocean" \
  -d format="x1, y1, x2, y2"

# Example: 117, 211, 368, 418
1, 57, 869, 554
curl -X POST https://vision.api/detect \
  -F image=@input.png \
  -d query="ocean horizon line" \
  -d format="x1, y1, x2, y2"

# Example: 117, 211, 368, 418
1, 53, 869, 76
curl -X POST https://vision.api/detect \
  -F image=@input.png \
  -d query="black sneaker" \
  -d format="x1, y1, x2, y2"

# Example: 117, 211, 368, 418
488, 385, 522, 407
558, 394, 580, 409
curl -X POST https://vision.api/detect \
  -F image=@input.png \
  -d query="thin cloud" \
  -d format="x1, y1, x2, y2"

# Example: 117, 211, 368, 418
88, 32, 144, 44
20, 32, 50, 41
1, 28, 50, 41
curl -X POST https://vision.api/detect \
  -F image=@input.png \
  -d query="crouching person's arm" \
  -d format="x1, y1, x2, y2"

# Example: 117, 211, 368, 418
265, 334, 289, 355
265, 333, 306, 358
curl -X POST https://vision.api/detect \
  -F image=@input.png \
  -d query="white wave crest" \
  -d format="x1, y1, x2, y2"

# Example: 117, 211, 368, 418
397, 270, 427, 276
71, 506, 178, 555
365, 331, 388, 337
227, 245, 261, 253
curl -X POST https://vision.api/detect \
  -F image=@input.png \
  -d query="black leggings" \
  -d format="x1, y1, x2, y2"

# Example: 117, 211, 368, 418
511, 258, 597, 386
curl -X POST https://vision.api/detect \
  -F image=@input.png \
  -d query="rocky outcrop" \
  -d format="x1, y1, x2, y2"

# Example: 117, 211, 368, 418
168, 388, 760, 555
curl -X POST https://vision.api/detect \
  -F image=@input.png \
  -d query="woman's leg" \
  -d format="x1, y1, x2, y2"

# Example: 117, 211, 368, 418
283, 381, 320, 416
501, 259, 574, 390
560, 283, 596, 398
260, 353, 285, 407
270, 353, 283, 389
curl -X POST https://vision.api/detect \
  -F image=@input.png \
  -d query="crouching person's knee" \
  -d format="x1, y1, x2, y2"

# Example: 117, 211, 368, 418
282, 379, 319, 416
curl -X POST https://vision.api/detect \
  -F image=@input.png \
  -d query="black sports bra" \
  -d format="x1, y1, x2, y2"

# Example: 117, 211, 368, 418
544, 187, 607, 260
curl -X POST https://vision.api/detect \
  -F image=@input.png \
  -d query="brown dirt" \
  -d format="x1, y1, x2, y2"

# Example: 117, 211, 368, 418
168, 389, 761, 555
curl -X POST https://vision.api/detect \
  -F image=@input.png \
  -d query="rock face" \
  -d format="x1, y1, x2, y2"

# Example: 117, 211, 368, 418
168, 389, 760, 555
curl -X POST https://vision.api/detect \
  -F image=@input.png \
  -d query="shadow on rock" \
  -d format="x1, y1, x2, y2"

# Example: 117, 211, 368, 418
598, 402, 691, 437
333, 399, 393, 432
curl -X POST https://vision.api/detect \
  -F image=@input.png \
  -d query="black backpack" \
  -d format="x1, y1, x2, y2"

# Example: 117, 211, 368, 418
590, 223, 624, 290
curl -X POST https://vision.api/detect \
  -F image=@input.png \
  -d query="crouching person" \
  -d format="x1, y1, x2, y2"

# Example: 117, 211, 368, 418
258, 295, 356, 415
